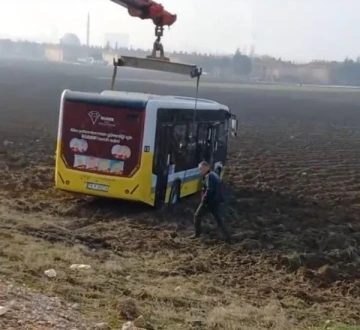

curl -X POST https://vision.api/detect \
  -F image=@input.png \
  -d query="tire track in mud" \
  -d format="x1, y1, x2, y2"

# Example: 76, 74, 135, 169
222, 117, 360, 289
2, 122, 360, 286
236, 120, 360, 209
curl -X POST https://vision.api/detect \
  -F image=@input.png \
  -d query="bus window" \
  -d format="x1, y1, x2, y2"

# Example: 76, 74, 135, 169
218, 122, 227, 148
172, 123, 200, 172
173, 124, 187, 171
173, 124, 187, 150
196, 123, 208, 163
185, 123, 197, 169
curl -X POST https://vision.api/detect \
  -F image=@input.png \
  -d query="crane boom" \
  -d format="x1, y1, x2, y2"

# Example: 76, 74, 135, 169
110, 0, 177, 26
109, 0, 177, 59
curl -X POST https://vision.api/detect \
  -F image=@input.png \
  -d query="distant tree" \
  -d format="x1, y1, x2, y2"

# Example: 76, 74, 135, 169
104, 41, 111, 51
232, 48, 252, 75
331, 57, 360, 86
90, 51, 103, 60
221, 56, 231, 68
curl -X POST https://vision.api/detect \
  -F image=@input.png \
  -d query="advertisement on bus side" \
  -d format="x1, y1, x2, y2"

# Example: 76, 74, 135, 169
61, 101, 144, 177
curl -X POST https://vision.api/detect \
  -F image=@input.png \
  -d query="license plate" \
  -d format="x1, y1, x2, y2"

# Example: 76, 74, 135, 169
86, 182, 109, 192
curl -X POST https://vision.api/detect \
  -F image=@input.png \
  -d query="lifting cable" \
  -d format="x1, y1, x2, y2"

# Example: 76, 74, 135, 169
179, 69, 202, 194
192, 69, 202, 123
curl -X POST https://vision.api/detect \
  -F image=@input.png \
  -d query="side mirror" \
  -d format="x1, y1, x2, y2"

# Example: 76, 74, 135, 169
230, 114, 238, 137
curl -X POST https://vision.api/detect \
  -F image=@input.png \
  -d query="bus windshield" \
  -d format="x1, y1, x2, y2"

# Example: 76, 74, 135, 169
61, 100, 144, 177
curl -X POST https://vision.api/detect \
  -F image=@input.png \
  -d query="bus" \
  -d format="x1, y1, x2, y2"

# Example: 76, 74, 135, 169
55, 89, 237, 208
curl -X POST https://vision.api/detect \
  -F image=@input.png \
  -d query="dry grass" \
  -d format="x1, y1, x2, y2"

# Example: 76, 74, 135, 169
1, 207, 358, 330
0, 165, 360, 329
0, 205, 317, 329
206, 301, 294, 330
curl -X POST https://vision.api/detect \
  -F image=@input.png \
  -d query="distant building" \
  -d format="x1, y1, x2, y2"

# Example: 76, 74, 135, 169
44, 44, 89, 62
60, 33, 81, 46
103, 33, 129, 49
44, 44, 63, 62
250, 57, 332, 85
0, 39, 45, 59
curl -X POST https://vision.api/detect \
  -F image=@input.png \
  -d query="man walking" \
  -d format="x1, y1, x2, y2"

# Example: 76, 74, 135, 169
191, 161, 232, 243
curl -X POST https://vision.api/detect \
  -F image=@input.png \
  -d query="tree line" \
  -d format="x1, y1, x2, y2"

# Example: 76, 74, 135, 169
110, 45, 360, 86
330, 58, 360, 86
106, 45, 253, 78
2, 39, 360, 86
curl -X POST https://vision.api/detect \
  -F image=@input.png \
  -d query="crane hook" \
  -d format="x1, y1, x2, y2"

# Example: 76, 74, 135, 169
146, 25, 169, 61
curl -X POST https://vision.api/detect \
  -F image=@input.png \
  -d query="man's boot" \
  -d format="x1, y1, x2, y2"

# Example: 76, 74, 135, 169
191, 215, 201, 239
220, 225, 232, 244
189, 225, 201, 240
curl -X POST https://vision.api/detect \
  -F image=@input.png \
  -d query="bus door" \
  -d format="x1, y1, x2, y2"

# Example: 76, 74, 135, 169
214, 121, 227, 165
154, 123, 173, 208
206, 123, 220, 165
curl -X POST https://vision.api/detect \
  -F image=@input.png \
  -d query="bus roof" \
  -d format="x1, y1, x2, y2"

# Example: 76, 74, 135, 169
100, 90, 228, 109
62, 90, 229, 111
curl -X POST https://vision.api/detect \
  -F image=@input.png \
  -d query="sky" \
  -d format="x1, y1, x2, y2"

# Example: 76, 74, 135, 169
0, 0, 359, 62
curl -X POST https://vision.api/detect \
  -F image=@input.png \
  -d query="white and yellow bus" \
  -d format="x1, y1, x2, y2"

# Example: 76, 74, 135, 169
55, 56, 238, 208
55, 90, 237, 208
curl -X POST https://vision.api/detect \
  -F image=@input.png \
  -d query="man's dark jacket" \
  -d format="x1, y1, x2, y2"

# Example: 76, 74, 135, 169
201, 171, 224, 204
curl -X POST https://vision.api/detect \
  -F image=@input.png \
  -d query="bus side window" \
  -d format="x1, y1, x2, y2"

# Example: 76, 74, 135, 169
173, 124, 187, 170
224, 119, 229, 135
173, 124, 187, 149
196, 123, 208, 163
186, 123, 198, 169
172, 123, 200, 171
218, 122, 226, 148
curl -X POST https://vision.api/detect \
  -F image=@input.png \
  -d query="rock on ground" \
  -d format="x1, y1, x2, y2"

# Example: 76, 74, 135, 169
0, 280, 92, 330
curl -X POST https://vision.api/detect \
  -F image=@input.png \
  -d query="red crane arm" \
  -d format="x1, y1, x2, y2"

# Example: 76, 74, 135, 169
110, 0, 177, 27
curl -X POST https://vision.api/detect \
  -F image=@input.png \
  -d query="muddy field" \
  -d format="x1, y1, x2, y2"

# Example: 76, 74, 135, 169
0, 58, 360, 329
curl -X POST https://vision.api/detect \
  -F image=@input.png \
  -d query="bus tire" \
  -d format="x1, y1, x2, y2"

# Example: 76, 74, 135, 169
168, 181, 181, 207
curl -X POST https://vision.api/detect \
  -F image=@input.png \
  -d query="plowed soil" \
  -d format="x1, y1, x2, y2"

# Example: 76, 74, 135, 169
0, 58, 360, 329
